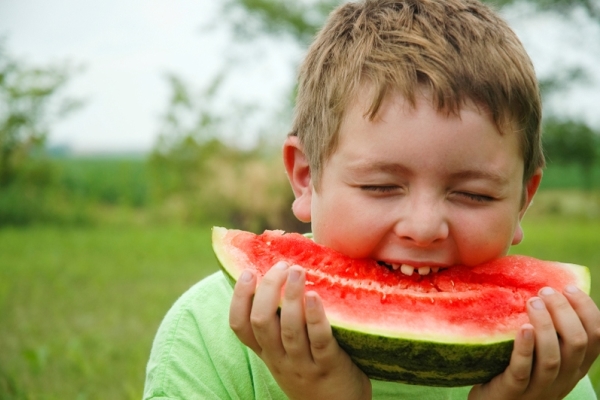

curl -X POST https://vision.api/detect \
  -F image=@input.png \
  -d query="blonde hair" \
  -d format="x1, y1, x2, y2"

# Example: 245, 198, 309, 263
291, 0, 544, 188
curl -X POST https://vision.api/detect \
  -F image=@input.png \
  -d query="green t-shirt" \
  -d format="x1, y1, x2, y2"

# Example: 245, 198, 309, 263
143, 272, 596, 399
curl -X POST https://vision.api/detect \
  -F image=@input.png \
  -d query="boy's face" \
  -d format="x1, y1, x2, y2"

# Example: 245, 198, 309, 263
285, 88, 542, 271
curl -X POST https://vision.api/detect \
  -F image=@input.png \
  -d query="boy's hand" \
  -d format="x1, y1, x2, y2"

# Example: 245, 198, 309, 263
469, 286, 600, 400
229, 262, 372, 400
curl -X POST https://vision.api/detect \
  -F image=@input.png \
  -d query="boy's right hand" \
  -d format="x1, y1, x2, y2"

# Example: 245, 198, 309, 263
229, 261, 372, 400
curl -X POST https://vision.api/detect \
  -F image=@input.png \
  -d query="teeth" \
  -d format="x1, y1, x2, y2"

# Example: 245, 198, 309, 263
418, 266, 431, 275
400, 264, 414, 276
380, 261, 444, 275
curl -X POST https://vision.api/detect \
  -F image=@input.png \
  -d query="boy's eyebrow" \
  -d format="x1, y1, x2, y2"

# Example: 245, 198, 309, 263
347, 161, 510, 185
448, 170, 510, 185
346, 161, 411, 176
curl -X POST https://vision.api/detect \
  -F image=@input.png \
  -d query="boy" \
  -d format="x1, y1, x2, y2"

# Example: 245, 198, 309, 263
144, 0, 600, 398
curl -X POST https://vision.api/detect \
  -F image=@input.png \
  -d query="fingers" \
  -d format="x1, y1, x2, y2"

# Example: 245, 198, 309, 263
250, 261, 290, 358
503, 323, 535, 392
280, 266, 311, 360
564, 285, 600, 374
539, 287, 587, 386
230, 269, 261, 352
305, 291, 340, 367
527, 295, 561, 386
526, 286, 596, 398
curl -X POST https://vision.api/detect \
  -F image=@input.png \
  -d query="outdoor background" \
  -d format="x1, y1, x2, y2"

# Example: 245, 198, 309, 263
1, 0, 599, 398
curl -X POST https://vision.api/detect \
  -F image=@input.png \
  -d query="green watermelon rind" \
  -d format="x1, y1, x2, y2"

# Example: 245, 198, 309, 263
332, 325, 513, 386
211, 226, 591, 387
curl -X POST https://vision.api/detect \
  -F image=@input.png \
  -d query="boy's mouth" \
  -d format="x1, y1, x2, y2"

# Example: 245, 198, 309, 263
377, 261, 444, 276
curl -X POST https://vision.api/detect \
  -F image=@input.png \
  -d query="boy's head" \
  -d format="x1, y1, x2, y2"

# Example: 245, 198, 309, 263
290, 0, 544, 188
283, 0, 545, 268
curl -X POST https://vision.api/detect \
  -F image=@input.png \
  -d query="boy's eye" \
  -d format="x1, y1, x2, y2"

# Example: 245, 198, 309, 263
360, 185, 400, 193
456, 192, 495, 203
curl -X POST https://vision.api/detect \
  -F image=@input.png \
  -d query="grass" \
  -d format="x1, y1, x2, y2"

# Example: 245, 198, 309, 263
0, 225, 220, 399
0, 212, 599, 399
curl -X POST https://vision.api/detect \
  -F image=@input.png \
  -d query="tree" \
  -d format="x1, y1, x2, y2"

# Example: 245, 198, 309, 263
222, 0, 600, 45
0, 40, 82, 187
149, 73, 302, 232
543, 118, 599, 189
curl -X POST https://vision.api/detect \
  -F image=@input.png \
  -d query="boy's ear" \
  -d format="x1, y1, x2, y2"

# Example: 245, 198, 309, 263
512, 168, 543, 245
283, 136, 312, 223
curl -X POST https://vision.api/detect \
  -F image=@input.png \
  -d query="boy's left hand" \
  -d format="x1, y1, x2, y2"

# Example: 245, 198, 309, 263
229, 262, 372, 400
469, 285, 600, 400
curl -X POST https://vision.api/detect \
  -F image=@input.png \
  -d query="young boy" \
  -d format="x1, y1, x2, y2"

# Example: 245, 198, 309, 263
144, 0, 600, 398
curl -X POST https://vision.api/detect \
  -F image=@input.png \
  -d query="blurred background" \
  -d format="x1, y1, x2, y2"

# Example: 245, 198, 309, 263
1, 0, 599, 398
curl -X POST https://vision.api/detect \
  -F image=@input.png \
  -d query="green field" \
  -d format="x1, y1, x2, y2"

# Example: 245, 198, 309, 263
0, 226, 219, 399
1, 215, 599, 399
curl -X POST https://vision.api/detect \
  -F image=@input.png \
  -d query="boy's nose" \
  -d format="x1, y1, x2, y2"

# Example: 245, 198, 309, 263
393, 198, 449, 247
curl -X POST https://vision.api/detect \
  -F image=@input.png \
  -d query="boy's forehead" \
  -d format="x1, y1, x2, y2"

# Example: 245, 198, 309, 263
333, 85, 524, 165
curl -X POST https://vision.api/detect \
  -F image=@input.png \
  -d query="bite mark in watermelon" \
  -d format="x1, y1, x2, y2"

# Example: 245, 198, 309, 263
212, 227, 591, 387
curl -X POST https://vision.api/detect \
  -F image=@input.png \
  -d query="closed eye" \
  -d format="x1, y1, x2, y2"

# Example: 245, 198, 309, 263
456, 192, 495, 203
360, 185, 400, 193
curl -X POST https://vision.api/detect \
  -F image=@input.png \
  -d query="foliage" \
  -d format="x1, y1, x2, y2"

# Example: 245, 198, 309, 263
543, 118, 599, 189
148, 74, 304, 232
223, 0, 338, 44
0, 40, 82, 187
489, 0, 600, 21
0, 40, 85, 226
0, 156, 150, 227
221, 0, 600, 44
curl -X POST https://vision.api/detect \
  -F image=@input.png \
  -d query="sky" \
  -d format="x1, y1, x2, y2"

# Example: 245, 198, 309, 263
1, 0, 599, 154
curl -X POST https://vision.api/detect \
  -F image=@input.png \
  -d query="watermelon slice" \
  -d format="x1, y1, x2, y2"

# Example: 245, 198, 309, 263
212, 226, 591, 387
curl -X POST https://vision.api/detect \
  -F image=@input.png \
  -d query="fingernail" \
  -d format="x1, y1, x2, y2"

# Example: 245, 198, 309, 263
523, 327, 533, 340
565, 284, 580, 294
274, 261, 289, 270
288, 269, 301, 283
240, 270, 253, 283
529, 297, 545, 310
539, 287, 554, 296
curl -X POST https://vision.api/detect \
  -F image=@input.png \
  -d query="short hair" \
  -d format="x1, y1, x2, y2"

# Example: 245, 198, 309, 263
290, 0, 544, 188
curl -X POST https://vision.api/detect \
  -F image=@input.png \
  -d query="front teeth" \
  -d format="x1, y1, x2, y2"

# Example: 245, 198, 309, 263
400, 264, 414, 276
418, 266, 430, 275
397, 264, 436, 276
380, 261, 442, 276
